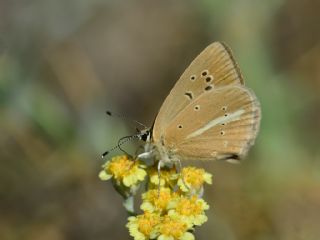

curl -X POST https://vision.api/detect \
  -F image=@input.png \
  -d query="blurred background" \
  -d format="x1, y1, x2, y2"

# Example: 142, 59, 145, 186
1, 0, 320, 239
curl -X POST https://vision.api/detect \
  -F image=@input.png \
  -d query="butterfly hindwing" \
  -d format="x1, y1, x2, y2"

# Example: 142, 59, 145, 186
159, 85, 260, 161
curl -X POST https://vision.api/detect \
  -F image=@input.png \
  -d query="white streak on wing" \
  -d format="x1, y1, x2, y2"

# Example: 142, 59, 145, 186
186, 109, 245, 139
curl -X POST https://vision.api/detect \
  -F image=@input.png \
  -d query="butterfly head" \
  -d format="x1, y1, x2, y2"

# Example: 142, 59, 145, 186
138, 128, 152, 142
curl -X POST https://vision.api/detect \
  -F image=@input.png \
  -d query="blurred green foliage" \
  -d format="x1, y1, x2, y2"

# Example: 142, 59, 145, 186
1, 0, 320, 239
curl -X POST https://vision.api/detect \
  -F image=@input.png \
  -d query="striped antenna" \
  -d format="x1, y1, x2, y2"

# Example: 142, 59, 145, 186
101, 134, 140, 158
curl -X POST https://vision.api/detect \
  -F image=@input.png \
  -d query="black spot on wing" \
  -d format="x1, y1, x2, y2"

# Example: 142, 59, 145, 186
205, 85, 212, 91
185, 92, 193, 100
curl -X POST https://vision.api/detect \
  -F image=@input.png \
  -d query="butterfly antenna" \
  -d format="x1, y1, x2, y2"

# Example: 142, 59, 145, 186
101, 134, 140, 158
106, 110, 147, 129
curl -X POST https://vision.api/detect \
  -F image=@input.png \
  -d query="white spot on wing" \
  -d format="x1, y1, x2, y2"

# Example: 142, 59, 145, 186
211, 151, 218, 157
186, 109, 245, 139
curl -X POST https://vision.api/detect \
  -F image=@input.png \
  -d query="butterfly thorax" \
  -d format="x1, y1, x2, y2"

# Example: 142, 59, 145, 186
138, 127, 176, 162
151, 135, 179, 163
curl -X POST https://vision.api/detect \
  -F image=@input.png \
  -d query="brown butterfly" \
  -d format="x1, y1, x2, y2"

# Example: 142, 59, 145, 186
138, 42, 261, 164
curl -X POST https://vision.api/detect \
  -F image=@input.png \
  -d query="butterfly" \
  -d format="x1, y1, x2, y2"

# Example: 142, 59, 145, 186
136, 42, 261, 164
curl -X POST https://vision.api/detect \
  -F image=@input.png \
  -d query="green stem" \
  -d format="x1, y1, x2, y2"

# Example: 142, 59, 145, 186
123, 196, 135, 216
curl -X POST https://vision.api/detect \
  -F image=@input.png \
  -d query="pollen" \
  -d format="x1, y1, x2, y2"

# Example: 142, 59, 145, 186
181, 167, 212, 189
99, 155, 146, 187
176, 196, 203, 216
108, 155, 135, 178
168, 195, 209, 226
149, 167, 178, 187
137, 212, 160, 236
127, 212, 161, 240
159, 216, 188, 239
141, 188, 175, 212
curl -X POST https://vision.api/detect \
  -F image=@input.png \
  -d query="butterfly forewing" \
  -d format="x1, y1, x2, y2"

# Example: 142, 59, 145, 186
151, 41, 261, 162
161, 85, 260, 161
153, 42, 244, 141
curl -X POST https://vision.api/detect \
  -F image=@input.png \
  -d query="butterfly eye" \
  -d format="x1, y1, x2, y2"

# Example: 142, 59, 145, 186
194, 105, 200, 111
141, 133, 148, 141
222, 106, 227, 111
201, 70, 209, 76
220, 131, 225, 135
177, 124, 183, 129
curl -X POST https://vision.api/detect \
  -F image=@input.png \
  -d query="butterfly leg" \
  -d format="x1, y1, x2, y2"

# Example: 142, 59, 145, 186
137, 141, 156, 159
137, 151, 153, 159
157, 160, 162, 197
134, 145, 146, 158
176, 159, 190, 193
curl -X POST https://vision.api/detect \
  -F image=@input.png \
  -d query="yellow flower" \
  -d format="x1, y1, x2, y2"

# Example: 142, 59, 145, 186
168, 196, 209, 226
177, 167, 212, 192
141, 188, 176, 213
158, 215, 194, 240
127, 212, 161, 240
149, 167, 178, 188
99, 155, 146, 187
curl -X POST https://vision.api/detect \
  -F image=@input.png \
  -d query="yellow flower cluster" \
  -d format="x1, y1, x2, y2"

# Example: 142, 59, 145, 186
99, 155, 146, 187
99, 155, 212, 240
178, 167, 212, 194
127, 186, 209, 240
